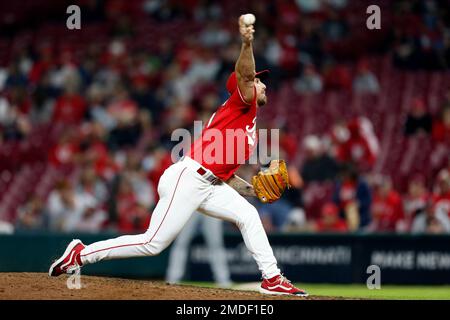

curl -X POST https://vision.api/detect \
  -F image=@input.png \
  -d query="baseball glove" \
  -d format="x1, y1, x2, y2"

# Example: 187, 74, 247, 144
252, 159, 291, 203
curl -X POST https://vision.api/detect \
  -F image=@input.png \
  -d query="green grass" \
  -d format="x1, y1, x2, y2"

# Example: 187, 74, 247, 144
297, 283, 450, 300
182, 282, 450, 300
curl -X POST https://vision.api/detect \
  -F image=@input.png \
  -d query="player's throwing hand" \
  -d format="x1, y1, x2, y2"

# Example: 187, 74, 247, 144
239, 15, 255, 44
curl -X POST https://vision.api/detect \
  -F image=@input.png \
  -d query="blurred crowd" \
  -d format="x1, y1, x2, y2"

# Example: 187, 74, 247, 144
0, 0, 449, 235
248, 113, 450, 235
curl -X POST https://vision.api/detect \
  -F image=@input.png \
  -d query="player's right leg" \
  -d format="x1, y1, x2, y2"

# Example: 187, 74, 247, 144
198, 183, 308, 296
49, 161, 210, 276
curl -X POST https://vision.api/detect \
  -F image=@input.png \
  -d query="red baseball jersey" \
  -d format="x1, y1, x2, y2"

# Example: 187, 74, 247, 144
188, 73, 258, 181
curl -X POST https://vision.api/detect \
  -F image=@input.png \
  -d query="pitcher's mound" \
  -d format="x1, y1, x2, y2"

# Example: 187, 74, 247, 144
0, 273, 342, 300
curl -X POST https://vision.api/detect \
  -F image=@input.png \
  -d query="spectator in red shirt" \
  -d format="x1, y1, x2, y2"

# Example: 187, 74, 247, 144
323, 60, 352, 91
28, 44, 52, 84
48, 129, 80, 167
52, 82, 87, 125
329, 119, 350, 156
335, 117, 379, 171
368, 175, 404, 232
116, 176, 150, 233
279, 128, 298, 163
432, 106, 450, 144
314, 203, 348, 233
78, 122, 119, 181
144, 146, 173, 193
333, 163, 372, 231
93, 149, 120, 182
278, 40, 300, 78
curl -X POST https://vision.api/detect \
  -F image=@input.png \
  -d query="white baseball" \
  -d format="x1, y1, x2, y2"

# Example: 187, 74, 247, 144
243, 14, 256, 25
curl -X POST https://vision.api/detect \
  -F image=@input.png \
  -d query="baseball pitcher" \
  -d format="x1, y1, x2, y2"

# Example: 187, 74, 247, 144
49, 15, 308, 296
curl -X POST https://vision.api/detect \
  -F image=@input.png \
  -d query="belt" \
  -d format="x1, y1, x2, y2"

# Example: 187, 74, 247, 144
179, 156, 222, 185
196, 167, 222, 185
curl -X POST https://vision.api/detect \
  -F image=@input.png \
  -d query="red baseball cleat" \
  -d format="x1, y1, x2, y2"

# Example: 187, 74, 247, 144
259, 274, 309, 296
49, 239, 85, 277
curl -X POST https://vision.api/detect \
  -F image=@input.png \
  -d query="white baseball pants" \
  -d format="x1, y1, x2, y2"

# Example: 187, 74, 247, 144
80, 156, 281, 279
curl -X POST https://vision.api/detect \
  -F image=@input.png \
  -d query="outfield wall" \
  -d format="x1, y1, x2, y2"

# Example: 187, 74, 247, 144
0, 233, 169, 279
1, 233, 450, 284
188, 233, 450, 284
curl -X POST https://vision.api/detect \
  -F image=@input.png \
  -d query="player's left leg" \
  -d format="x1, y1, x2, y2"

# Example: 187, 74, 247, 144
197, 182, 308, 296
49, 161, 211, 276
79, 164, 209, 264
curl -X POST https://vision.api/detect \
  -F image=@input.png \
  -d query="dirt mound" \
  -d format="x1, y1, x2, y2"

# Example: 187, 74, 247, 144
0, 273, 343, 300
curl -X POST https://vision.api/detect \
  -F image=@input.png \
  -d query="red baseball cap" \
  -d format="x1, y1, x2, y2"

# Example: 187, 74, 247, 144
226, 70, 270, 94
